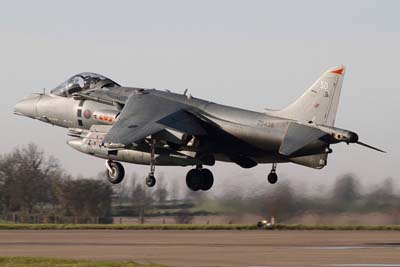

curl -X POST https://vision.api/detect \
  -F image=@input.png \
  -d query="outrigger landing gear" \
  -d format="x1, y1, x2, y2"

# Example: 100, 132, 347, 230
267, 163, 278, 184
146, 139, 156, 187
105, 160, 125, 184
186, 165, 214, 191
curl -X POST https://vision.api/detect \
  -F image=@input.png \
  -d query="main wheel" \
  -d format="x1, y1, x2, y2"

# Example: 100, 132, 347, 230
186, 169, 203, 191
267, 172, 278, 184
146, 174, 156, 187
200, 169, 214, 191
106, 161, 125, 184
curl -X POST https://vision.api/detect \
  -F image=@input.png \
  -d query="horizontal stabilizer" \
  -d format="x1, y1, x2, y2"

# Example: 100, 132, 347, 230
279, 123, 327, 156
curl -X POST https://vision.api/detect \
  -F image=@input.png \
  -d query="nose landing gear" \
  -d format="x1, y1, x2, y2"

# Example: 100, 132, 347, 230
105, 139, 217, 190
267, 163, 278, 184
105, 160, 125, 184
186, 166, 214, 191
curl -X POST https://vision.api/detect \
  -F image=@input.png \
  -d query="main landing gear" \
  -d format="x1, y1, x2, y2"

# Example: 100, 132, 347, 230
104, 157, 156, 187
267, 163, 278, 184
186, 166, 214, 191
105, 160, 125, 184
105, 139, 215, 190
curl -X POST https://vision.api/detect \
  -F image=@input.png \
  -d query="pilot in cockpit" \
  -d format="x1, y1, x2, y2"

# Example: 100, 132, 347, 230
50, 73, 120, 97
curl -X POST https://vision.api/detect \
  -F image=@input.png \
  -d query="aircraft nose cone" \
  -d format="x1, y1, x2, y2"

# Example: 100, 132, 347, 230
14, 95, 39, 118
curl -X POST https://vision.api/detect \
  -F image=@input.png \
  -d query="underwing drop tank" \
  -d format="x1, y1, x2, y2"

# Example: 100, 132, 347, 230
66, 125, 202, 166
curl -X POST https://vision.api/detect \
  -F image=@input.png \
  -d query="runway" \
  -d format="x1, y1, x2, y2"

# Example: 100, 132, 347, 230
0, 230, 400, 267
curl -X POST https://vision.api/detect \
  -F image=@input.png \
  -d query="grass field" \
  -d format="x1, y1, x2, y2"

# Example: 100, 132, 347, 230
0, 257, 165, 267
1, 223, 400, 230
0, 223, 256, 230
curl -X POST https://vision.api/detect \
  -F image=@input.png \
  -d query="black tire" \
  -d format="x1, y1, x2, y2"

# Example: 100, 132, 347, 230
200, 169, 214, 191
186, 169, 202, 191
106, 161, 125, 184
146, 174, 156, 187
267, 172, 278, 184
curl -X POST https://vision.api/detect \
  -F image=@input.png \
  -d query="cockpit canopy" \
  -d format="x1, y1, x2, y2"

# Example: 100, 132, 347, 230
50, 72, 120, 97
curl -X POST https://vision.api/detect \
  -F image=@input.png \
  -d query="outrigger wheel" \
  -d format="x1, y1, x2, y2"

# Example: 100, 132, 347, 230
146, 173, 156, 187
267, 163, 278, 184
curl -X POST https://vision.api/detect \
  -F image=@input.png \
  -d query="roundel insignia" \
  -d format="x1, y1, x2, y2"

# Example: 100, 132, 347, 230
83, 110, 91, 119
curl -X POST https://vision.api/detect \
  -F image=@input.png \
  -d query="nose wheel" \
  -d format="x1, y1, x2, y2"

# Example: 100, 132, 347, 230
105, 160, 125, 184
267, 163, 278, 184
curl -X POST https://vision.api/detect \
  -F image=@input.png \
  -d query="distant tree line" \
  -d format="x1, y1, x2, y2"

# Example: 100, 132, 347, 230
105, 163, 400, 224
0, 144, 113, 223
215, 174, 400, 222
1, 143, 399, 225
111, 171, 188, 223
0, 143, 184, 224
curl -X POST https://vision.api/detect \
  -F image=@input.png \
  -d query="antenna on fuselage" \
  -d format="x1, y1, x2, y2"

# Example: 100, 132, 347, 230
183, 88, 192, 100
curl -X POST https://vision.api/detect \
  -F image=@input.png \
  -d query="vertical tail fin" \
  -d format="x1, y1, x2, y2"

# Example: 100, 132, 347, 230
269, 66, 346, 126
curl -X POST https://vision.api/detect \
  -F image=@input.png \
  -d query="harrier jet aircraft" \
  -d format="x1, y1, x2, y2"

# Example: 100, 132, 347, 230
14, 66, 384, 191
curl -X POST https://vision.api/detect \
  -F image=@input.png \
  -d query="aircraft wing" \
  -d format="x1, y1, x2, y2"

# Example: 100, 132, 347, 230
103, 91, 206, 146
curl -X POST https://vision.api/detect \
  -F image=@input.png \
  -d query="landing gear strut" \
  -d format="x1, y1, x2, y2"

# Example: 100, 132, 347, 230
186, 166, 214, 191
267, 163, 278, 184
105, 160, 125, 184
146, 139, 156, 187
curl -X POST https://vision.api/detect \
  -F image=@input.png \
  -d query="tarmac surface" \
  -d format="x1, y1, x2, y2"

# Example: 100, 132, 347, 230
1, 230, 400, 267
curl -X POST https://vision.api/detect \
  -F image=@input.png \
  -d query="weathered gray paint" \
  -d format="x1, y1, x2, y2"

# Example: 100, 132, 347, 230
14, 67, 383, 171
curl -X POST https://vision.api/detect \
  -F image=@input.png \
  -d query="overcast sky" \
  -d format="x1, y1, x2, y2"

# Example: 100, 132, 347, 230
1, 0, 399, 194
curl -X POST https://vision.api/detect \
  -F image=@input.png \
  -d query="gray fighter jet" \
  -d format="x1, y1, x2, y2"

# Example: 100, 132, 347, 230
14, 66, 384, 191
